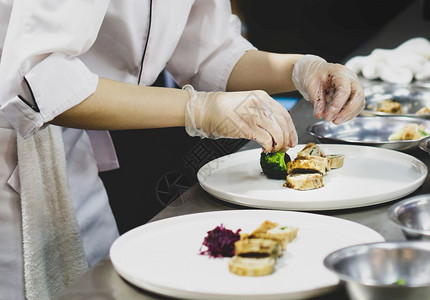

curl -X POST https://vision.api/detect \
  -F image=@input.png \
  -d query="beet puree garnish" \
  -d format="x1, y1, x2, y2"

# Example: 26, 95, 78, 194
199, 224, 241, 258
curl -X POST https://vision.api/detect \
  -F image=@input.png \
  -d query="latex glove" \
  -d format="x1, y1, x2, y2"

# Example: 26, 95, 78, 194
183, 85, 297, 153
292, 55, 365, 124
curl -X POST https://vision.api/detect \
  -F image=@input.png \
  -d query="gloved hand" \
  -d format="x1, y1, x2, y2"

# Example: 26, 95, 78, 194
292, 55, 365, 124
183, 85, 297, 153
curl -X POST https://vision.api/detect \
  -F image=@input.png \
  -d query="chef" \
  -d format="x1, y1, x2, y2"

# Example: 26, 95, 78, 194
0, 0, 365, 299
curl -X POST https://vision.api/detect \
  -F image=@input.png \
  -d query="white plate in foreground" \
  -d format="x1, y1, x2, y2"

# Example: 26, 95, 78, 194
110, 210, 384, 300
197, 144, 427, 210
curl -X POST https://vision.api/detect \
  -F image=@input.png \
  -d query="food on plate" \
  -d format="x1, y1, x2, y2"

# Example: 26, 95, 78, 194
229, 220, 298, 276
200, 220, 298, 277
234, 238, 282, 258
228, 256, 276, 276
243, 220, 298, 250
416, 106, 430, 115
388, 123, 428, 141
285, 173, 324, 191
265, 224, 298, 243
287, 156, 329, 175
376, 99, 402, 114
199, 224, 241, 258
296, 142, 325, 157
282, 143, 344, 191
260, 151, 291, 179
325, 154, 345, 169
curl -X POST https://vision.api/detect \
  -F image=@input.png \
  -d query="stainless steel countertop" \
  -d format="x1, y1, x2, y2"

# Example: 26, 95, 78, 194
57, 1, 430, 299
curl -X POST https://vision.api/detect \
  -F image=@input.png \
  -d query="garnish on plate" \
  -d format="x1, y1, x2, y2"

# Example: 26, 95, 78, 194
199, 224, 241, 258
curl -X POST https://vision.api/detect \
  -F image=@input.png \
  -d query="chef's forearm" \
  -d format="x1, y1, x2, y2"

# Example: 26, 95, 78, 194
51, 77, 190, 130
226, 50, 303, 95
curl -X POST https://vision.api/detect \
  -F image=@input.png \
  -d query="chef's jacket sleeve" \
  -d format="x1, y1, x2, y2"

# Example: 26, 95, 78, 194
166, 0, 257, 92
0, 0, 110, 138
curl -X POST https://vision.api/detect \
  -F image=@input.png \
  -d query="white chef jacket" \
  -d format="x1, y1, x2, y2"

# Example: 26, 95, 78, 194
0, 0, 255, 298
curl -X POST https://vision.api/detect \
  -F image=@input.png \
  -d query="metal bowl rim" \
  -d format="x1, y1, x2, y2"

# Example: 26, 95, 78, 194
387, 194, 430, 235
306, 116, 430, 146
362, 111, 430, 118
324, 241, 430, 287
419, 136, 430, 153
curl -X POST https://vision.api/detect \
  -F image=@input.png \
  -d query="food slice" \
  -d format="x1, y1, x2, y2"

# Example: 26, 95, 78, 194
285, 173, 324, 191
234, 238, 282, 258
228, 220, 299, 277
251, 225, 298, 250
228, 256, 275, 276
326, 154, 345, 169
250, 220, 278, 235
297, 142, 325, 157
296, 155, 331, 172
244, 220, 298, 250
266, 224, 299, 243
287, 156, 327, 175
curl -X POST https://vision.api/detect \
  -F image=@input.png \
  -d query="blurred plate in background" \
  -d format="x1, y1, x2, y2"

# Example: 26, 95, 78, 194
307, 116, 430, 151
362, 82, 430, 118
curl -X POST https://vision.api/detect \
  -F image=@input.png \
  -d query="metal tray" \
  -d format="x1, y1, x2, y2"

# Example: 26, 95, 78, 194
307, 116, 430, 151
361, 82, 430, 118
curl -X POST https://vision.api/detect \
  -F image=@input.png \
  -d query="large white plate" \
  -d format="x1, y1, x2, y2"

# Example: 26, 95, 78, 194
110, 210, 384, 300
197, 144, 427, 210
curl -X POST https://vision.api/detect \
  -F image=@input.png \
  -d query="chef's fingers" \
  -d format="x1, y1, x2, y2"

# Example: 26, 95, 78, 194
324, 65, 352, 122
311, 81, 327, 119
269, 100, 297, 150
292, 55, 365, 125
252, 125, 278, 153
292, 55, 327, 119
277, 104, 298, 148
258, 113, 286, 153
333, 81, 366, 124
287, 116, 298, 147
184, 87, 298, 152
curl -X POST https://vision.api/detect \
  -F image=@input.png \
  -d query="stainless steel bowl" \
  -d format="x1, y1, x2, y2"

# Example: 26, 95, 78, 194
324, 241, 430, 300
419, 136, 430, 155
362, 82, 430, 118
307, 116, 430, 151
388, 195, 430, 240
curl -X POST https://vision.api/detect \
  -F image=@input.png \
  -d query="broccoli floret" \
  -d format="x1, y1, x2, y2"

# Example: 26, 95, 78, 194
260, 151, 291, 179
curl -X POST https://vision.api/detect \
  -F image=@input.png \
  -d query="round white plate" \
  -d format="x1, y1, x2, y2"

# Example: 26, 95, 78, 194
197, 144, 427, 210
110, 210, 384, 300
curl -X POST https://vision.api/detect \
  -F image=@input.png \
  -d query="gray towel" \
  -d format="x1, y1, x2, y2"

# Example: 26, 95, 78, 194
17, 125, 88, 300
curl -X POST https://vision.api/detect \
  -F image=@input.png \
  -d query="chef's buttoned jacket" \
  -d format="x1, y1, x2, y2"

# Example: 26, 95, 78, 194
0, 0, 255, 298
